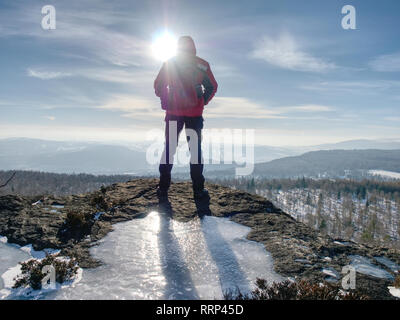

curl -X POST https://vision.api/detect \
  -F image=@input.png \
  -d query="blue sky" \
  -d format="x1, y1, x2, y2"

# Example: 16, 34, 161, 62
0, 0, 399, 146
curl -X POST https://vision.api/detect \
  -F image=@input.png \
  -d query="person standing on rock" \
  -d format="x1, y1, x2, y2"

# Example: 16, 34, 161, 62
154, 36, 218, 200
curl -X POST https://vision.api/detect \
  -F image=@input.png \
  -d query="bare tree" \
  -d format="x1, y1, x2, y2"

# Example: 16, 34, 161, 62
0, 171, 16, 188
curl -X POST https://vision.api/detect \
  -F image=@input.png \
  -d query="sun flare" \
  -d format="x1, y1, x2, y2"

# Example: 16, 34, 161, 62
151, 31, 177, 61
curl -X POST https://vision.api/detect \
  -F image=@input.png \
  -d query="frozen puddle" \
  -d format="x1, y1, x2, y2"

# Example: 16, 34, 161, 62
0, 239, 31, 291
51, 212, 284, 300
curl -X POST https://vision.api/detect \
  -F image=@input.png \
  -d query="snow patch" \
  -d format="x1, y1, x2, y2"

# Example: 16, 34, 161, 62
322, 268, 339, 278
1, 265, 82, 300
388, 286, 400, 298
334, 241, 346, 246
19, 245, 61, 260
0, 235, 81, 300
369, 170, 400, 180
51, 205, 64, 209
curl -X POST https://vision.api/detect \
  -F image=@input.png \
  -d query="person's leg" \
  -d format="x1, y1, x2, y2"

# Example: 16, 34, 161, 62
184, 116, 205, 193
159, 115, 184, 191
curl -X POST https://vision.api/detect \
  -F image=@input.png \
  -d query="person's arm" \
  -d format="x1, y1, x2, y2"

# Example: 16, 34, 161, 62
154, 62, 167, 98
202, 62, 218, 105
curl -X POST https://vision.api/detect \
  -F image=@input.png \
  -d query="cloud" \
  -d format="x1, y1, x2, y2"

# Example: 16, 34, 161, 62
206, 97, 332, 119
1, 3, 150, 67
300, 80, 400, 94
280, 105, 333, 112
207, 97, 285, 119
0, 123, 154, 143
44, 116, 56, 121
27, 66, 155, 86
369, 52, 400, 72
97, 95, 162, 119
27, 69, 72, 80
384, 117, 400, 122
80, 68, 154, 85
251, 33, 336, 72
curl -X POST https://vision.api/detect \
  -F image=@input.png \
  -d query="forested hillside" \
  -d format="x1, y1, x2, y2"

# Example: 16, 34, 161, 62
213, 177, 400, 249
0, 170, 137, 196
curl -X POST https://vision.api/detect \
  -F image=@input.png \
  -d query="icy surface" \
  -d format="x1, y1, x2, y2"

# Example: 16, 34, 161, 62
322, 267, 340, 279
51, 205, 64, 209
349, 255, 394, 280
374, 256, 400, 273
50, 211, 284, 300
0, 241, 30, 290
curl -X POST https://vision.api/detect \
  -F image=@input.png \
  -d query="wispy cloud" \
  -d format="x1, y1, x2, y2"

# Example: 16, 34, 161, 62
207, 97, 285, 119
27, 68, 72, 80
300, 80, 400, 93
251, 33, 336, 72
44, 116, 56, 121
280, 105, 333, 112
27, 66, 155, 86
207, 97, 333, 119
97, 95, 162, 119
0, 123, 153, 143
384, 117, 400, 122
369, 52, 400, 72
1, 3, 150, 67
80, 68, 154, 85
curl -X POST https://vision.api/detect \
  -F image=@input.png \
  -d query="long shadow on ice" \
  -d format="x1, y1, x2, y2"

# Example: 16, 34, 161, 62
195, 198, 251, 294
157, 200, 199, 299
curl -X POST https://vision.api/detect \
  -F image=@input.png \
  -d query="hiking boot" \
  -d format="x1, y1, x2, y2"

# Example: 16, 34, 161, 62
193, 188, 209, 200
156, 187, 168, 199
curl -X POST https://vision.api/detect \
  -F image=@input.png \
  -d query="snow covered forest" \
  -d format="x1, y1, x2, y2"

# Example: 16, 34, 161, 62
214, 177, 400, 249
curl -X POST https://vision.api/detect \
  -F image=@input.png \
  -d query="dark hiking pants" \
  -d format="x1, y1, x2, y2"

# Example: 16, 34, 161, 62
159, 115, 204, 192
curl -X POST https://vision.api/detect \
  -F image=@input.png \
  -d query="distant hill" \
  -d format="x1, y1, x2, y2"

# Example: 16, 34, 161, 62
0, 138, 150, 174
253, 149, 400, 178
208, 149, 400, 178
310, 139, 400, 151
2, 138, 400, 176
26, 145, 149, 174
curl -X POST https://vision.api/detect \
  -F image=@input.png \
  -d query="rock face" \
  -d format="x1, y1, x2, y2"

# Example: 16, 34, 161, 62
0, 178, 399, 299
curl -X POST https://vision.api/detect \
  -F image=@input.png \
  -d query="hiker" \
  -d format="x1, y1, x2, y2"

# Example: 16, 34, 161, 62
154, 36, 218, 199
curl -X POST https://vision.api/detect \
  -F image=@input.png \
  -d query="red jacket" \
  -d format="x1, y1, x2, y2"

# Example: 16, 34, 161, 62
154, 37, 218, 117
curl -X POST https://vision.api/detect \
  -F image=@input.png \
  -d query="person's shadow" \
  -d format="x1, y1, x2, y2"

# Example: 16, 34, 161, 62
157, 199, 199, 299
157, 195, 251, 298
194, 197, 251, 295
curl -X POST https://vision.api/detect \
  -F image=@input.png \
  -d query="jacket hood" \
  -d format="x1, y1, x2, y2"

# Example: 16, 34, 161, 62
177, 36, 196, 55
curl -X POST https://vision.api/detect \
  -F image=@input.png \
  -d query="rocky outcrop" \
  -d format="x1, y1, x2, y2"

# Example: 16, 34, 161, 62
0, 178, 399, 299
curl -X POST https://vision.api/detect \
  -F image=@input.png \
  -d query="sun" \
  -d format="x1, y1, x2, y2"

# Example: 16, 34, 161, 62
151, 31, 177, 62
